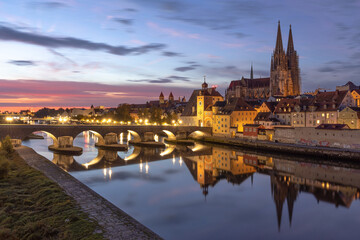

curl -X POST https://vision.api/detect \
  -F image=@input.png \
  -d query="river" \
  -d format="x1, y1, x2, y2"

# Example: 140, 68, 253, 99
22, 131, 360, 240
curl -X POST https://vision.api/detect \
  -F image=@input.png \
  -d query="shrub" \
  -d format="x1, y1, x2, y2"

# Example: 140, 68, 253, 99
1, 136, 14, 155
0, 155, 9, 179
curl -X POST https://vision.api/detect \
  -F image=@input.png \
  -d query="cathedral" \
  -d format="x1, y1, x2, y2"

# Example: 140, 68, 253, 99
270, 21, 301, 97
226, 21, 301, 100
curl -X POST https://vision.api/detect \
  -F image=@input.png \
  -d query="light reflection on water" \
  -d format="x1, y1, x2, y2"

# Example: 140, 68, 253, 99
22, 131, 360, 240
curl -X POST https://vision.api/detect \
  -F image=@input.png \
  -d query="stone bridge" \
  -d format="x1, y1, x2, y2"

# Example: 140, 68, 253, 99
0, 124, 212, 147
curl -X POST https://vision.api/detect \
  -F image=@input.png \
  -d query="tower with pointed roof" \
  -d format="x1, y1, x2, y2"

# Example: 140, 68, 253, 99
202, 75, 208, 89
270, 21, 300, 97
287, 24, 301, 96
169, 92, 174, 102
250, 63, 254, 80
159, 92, 164, 104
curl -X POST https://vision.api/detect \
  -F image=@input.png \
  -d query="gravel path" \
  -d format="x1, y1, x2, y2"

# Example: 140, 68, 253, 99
16, 146, 162, 240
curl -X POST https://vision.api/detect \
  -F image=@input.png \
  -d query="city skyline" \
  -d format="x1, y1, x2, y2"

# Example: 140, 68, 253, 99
0, 0, 360, 109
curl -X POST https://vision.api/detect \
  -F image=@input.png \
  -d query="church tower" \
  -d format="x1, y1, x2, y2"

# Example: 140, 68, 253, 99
270, 21, 300, 96
286, 25, 301, 96
159, 92, 164, 104
169, 92, 174, 102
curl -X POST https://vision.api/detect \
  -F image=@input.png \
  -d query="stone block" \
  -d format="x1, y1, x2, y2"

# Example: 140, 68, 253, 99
144, 132, 154, 142
176, 131, 187, 140
58, 136, 73, 148
104, 133, 118, 145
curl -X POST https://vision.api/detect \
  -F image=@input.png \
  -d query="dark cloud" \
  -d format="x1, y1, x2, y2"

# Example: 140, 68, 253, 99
162, 51, 182, 57
317, 60, 360, 74
167, 75, 190, 81
8, 60, 36, 66
128, 75, 190, 84
174, 66, 195, 72
0, 25, 166, 56
318, 66, 336, 72
162, 1, 186, 11
123, 8, 138, 12
161, 1, 271, 31
351, 52, 360, 59
112, 18, 133, 26
231, 32, 249, 39
48, 48, 77, 66
28, 1, 68, 9
174, 63, 201, 72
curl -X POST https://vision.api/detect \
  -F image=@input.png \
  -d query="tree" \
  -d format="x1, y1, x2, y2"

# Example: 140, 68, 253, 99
115, 104, 132, 122
150, 106, 162, 124
137, 108, 150, 121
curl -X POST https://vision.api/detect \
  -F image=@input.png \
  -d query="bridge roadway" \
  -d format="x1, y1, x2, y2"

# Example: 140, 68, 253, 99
0, 124, 212, 144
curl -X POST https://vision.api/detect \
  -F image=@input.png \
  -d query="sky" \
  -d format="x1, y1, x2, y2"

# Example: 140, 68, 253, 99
0, 0, 360, 110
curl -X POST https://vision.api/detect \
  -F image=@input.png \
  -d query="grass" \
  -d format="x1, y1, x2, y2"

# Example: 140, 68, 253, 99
0, 148, 104, 239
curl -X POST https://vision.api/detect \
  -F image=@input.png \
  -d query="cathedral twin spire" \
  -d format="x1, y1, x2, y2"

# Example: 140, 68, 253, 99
275, 21, 294, 56
287, 24, 295, 55
270, 21, 300, 97
275, 21, 284, 54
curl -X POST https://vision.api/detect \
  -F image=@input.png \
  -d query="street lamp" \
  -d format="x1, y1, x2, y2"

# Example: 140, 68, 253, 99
5, 116, 13, 123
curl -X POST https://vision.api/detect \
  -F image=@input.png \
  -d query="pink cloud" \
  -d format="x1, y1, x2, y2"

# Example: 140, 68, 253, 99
0, 79, 195, 108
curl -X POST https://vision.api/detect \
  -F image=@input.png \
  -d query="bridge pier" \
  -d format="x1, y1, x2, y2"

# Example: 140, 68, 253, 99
176, 131, 187, 140
95, 133, 127, 151
144, 132, 155, 142
129, 131, 165, 148
48, 136, 83, 155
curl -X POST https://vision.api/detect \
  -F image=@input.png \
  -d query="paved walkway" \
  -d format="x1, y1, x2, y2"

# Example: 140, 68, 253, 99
16, 146, 162, 240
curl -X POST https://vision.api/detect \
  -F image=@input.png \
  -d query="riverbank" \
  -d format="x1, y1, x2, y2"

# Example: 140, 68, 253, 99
0, 150, 103, 239
196, 135, 360, 160
15, 146, 162, 240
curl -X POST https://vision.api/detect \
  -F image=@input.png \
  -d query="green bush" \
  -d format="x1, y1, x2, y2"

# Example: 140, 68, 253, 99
0, 155, 9, 179
1, 136, 14, 155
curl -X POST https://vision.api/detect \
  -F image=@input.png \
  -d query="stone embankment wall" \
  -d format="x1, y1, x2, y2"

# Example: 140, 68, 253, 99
274, 127, 360, 149
199, 136, 360, 160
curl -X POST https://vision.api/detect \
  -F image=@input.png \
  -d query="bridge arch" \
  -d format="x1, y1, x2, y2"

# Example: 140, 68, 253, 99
188, 130, 210, 139
74, 130, 105, 145
32, 131, 59, 147
82, 150, 105, 168
204, 117, 212, 127
160, 144, 176, 156
124, 145, 142, 161
162, 130, 176, 141
128, 130, 141, 143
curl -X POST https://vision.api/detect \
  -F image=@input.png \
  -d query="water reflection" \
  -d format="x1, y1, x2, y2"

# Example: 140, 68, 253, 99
50, 143, 360, 230
23, 131, 360, 239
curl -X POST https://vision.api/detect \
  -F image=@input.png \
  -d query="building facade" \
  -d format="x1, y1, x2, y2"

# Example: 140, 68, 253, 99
180, 80, 223, 127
